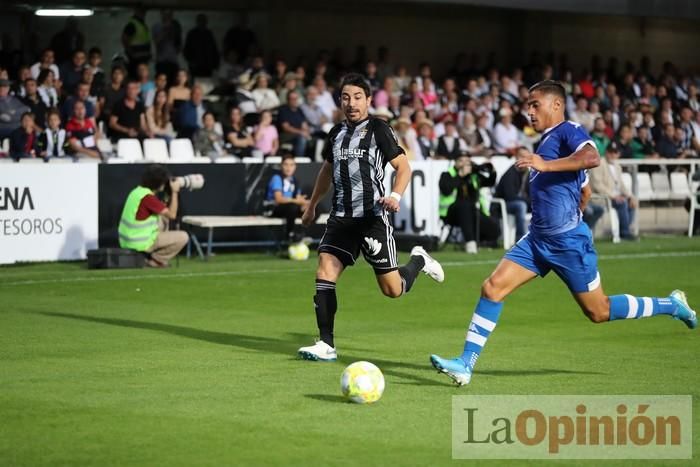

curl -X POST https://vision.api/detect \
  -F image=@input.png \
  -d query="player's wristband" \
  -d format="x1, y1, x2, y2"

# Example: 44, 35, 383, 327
389, 192, 402, 202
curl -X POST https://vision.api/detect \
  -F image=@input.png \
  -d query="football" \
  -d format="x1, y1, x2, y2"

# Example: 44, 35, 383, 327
288, 242, 310, 261
340, 361, 385, 404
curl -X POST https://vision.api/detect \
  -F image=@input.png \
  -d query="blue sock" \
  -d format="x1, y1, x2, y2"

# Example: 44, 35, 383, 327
460, 297, 504, 368
608, 294, 676, 320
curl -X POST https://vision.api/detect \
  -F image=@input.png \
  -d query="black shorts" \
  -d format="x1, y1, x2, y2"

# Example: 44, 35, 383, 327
318, 214, 398, 273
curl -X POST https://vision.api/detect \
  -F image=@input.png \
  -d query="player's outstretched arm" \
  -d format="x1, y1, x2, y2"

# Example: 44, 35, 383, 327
379, 154, 411, 213
515, 145, 600, 173
302, 161, 333, 226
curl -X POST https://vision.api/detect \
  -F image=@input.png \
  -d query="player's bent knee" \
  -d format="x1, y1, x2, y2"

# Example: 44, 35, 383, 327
581, 303, 609, 323
481, 276, 505, 302
583, 310, 607, 323
380, 283, 402, 298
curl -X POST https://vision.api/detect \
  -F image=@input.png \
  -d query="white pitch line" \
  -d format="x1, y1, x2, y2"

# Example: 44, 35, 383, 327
1, 267, 307, 286
1, 250, 699, 287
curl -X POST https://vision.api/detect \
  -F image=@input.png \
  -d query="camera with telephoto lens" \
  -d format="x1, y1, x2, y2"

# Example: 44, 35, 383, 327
459, 162, 496, 186
474, 162, 495, 181
171, 174, 205, 191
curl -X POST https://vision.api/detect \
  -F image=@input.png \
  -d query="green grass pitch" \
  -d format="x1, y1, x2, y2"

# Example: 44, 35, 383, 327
1, 237, 699, 466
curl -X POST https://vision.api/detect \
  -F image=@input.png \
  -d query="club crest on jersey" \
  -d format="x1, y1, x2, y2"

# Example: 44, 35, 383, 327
358, 128, 368, 138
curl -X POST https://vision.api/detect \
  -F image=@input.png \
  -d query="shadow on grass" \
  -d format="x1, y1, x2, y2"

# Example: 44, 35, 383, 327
479, 368, 603, 377
304, 394, 349, 404
33, 311, 602, 389
33, 311, 443, 386
34, 310, 299, 353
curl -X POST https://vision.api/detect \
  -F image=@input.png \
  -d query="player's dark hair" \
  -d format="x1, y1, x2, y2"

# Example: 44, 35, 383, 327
281, 151, 295, 162
528, 80, 566, 100
141, 164, 171, 191
340, 73, 371, 97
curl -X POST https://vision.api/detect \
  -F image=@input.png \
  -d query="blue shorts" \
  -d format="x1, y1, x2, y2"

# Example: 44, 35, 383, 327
504, 222, 600, 293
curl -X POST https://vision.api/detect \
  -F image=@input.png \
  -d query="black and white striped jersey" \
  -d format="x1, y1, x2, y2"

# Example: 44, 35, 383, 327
323, 117, 405, 218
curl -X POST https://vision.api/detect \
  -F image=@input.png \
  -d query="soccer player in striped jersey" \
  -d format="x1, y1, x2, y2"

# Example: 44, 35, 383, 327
430, 80, 697, 386
297, 73, 444, 361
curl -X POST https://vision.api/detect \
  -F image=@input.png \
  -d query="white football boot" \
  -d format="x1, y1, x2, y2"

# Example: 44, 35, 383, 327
410, 246, 445, 283
298, 340, 337, 361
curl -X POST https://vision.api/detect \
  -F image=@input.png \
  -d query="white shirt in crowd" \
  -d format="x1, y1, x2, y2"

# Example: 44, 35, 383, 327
608, 162, 622, 197
477, 127, 492, 149
252, 88, 280, 112
570, 109, 595, 132
439, 135, 468, 154
30, 63, 60, 80
315, 90, 337, 121
493, 122, 519, 153
691, 120, 700, 148
43, 128, 68, 157
37, 85, 59, 108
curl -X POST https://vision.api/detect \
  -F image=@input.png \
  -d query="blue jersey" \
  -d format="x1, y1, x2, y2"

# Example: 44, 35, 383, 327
266, 174, 300, 201
528, 120, 593, 236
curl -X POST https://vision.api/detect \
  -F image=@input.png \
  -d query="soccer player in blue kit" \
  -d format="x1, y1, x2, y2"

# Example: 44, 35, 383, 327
430, 80, 697, 386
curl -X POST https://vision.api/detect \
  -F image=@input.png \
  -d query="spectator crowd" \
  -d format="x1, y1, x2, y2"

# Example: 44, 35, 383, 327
1, 8, 699, 170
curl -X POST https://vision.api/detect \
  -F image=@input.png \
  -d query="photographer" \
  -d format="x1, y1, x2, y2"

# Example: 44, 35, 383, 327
118, 164, 188, 267
439, 154, 500, 253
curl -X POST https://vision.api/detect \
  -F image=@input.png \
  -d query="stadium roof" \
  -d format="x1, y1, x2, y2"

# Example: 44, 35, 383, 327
7, 0, 700, 20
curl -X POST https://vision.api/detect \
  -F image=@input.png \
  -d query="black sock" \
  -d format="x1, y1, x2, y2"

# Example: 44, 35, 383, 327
314, 279, 337, 347
398, 254, 425, 294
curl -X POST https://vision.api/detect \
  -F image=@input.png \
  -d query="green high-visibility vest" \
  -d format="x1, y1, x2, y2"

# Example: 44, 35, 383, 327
439, 166, 458, 218
126, 17, 151, 61
439, 166, 490, 217
118, 186, 159, 251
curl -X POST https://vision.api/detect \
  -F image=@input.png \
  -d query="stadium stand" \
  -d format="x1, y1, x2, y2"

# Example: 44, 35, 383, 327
0, 12, 698, 241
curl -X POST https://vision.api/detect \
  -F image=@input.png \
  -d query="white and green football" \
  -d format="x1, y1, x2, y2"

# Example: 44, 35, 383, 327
340, 361, 385, 404
288, 242, 310, 261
